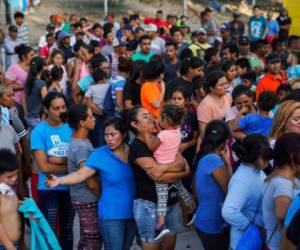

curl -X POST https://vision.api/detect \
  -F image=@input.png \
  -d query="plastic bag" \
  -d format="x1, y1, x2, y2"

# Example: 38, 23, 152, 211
236, 224, 264, 250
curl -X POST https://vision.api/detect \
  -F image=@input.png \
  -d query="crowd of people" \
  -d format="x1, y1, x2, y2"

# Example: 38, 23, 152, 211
1, 3, 300, 250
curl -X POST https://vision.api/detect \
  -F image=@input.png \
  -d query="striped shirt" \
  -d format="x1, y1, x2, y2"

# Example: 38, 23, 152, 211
17, 23, 29, 45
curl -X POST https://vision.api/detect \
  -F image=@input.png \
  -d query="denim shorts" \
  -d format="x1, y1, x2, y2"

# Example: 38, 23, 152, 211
133, 199, 183, 243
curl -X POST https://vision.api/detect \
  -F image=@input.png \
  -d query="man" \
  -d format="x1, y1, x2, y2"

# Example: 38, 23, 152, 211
188, 28, 211, 60
123, 25, 138, 52
170, 26, 189, 58
163, 41, 180, 84
266, 12, 279, 43
239, 36, 257, 60
38, 23, 56, 49
57, 31, 74, 63
145, 23, 165, 56
143, 10, 168, 30
276, 8, 292, 43
219, 23, 234, 46
222, 43, 239, 61
103, 13, 120, 36
256, 53, 287, 99
109, 39, 127, 78
228, 12, 245, 41
248, 5, 268, 50
131, 35, 155, 62
101, 30, 115, 57
14, 11, 29, 45
200, 8, 218, 45
39, 33, 56, 59
4, 25, 22, 69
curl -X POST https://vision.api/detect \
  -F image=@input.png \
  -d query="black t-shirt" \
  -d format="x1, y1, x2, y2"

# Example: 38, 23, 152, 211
123, 81, 141, 106
129, 138, 178, 205
165, 76, 193, 100
276, 16, 292, 41
181, 111, 198, 168
287, 208, 300, 249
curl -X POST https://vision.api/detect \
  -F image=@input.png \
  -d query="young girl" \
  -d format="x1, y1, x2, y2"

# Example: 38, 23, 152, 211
25, 56, 48, 130
170, 86, 199, 177
47, 66, 64, 93
85, 68, 110, 147
142, 104, 194, 240
66, 104, 101, 249
47, 49, 68, 94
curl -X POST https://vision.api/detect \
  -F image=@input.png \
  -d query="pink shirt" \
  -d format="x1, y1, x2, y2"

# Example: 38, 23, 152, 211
80, 62, 89, 79
197, 94, 232, 123
5, 64, 28, 104
154, 128, 181, 164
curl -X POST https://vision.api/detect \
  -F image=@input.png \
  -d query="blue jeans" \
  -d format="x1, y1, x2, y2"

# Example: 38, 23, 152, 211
98, 218, 137, 250
37, 190, 75, 250
134, 199, 183, 243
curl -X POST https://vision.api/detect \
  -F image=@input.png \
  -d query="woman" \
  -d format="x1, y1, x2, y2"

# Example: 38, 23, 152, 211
5, 44, 34, 111
194, 120, 232, 250
30, 92, 75, 250
140, 60, 165, 119
46, 116, 137, 250
269, 100, 300, 147
222, 134, 271, 250
226, 85, 255, 140
127, 105, 190, 250
123, 60, 145, 109
222, 60, 237, 94
165, 56, 205, 105
197, 70, 232, 140
66, 104, 101, 249
25, 56, 47, 130
262, 133, 300, 250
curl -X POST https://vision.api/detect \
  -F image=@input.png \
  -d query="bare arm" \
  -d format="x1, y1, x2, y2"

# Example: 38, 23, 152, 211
115, 90, 124, 113
275, 196, 292, 227
40, 86, 48, 99
198, 121, 207, 140
151, 81, 165, 108
142, 131, 161, 152
5, 78, 24, 91
227, 120, 246, 140
78, 162, 100, 196
211, 166, 231, 194
32, 150, 68, 174
46, 166, 96, 187
124, 100, 134, 109
85, 97, 103, 116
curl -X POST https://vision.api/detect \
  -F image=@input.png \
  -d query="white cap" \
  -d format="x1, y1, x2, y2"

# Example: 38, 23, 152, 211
145, 23, 158, 32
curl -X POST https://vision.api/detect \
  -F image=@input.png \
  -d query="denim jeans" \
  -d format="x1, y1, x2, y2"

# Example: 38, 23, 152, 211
37, 190, 75, 250
98, 218, 137, 250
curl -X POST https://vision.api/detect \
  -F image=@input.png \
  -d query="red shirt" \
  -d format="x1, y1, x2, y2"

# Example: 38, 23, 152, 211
256, 71, 287, 100
144, 17, 168, 29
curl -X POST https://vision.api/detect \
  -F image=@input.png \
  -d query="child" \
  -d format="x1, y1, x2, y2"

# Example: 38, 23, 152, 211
13, 11, 29, 45
287, 53, 300, 89
85, 68, 110, 147
0, 149, 21, 250
144, 104, 194, 240
241, 72, 257, 94
234, 91, 277, 137
47, 66, 64, 93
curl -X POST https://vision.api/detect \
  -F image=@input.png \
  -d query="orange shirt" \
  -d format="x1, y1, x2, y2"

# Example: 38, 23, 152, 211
256, 71, 287, 100
140, 81, 162, 119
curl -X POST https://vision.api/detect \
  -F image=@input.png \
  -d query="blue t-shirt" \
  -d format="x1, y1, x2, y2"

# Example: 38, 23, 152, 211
195, 153, 228, 234
267, 20, 279, 36
248, 16, 267, 41
110, 75, 126, 114
287, 65, 300, 81
238, 113, 272, 137
85, 145, 135, 219
30, 121, 73, 190
77, 75, 93, 92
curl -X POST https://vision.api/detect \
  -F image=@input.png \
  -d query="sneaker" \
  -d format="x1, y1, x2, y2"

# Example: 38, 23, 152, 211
186, 214, 195, 227
154, 224, 170, 241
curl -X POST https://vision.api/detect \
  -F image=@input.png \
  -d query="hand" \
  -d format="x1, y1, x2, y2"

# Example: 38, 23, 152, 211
45, 174, 61, 187
135, 121, 149, 134
147, 166, 165, 181
239, 106, 249, 115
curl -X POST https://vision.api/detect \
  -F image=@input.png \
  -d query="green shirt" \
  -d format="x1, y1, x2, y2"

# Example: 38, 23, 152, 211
131, 51, 155, 62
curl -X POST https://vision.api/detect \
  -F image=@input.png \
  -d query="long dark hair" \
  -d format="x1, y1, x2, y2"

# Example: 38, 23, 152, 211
195, 120, 230, 164
25, 57, 45, 96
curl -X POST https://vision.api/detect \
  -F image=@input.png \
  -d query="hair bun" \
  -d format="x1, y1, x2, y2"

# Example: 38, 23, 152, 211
232, 140, 247, 159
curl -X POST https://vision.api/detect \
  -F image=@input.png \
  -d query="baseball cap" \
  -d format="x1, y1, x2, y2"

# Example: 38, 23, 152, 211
46, 23, 55, 30
266, 53, 281, 63
239, 36, 250, 45
57, 31, 71, 42
233, 12, 241, 18
196, 28, 206, 35
144, 23, 158, 32
8, 25, 18, 33
220, 23, 230, 33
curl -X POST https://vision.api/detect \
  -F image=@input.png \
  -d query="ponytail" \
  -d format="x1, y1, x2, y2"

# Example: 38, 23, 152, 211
25, 57, 45, 96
